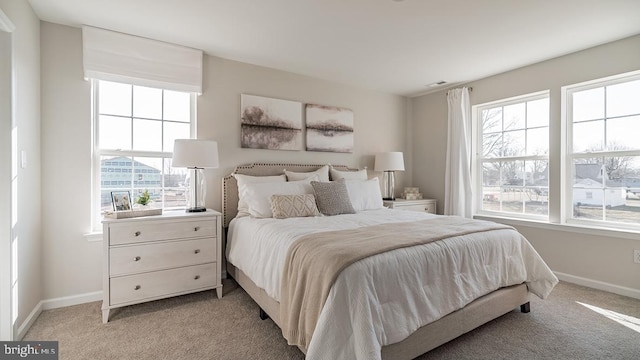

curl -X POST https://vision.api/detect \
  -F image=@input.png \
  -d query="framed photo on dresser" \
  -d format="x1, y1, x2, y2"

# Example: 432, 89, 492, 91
110, 191, 132, 212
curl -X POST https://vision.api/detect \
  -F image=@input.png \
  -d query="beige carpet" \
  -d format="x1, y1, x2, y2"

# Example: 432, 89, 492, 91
24, 280, 640, 360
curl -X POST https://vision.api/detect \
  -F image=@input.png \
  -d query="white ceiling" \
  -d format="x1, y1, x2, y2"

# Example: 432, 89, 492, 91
28, 0, 640, 97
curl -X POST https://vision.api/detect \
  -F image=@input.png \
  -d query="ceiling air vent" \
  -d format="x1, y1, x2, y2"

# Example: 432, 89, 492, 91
426, 81, 447, 88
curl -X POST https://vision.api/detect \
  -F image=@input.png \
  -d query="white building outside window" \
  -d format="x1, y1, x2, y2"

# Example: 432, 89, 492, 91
563, 71, 640, 231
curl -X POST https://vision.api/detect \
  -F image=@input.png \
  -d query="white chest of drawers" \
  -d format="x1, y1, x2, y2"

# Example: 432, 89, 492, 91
101, 210, 222, 323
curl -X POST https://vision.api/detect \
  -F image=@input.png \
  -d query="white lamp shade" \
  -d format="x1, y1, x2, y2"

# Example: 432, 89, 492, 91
172, 139, 219, 168
374, 152, 405, 171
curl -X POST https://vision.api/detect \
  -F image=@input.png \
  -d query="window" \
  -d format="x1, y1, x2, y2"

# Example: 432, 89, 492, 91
92, 80, 195, 229
564, 72, 640, 230
474, 91, 550, 219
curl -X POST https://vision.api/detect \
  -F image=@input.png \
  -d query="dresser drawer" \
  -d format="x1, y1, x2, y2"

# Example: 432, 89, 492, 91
109, 218, 216, 245
110, 263, 217, 305
385, 199, 437, 214
109, 238, 215, 276
396, 204, 429, 212
424, 202, 436, 214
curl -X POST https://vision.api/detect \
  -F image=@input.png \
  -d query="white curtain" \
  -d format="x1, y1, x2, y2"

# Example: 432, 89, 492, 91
82, 26, 203, 93
444, 87, 472, 217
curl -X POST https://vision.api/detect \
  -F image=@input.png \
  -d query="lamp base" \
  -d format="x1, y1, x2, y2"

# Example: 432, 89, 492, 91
381, 171, 396, 201
185, 168, 207, 213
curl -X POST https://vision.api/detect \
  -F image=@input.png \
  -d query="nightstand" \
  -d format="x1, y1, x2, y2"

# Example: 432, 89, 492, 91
101, 209, 222, 323
384, 199, 437, 214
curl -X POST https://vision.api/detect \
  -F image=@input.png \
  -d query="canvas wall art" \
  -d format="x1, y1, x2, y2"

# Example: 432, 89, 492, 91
241, 94, 303, 151
305, 104, 354, 153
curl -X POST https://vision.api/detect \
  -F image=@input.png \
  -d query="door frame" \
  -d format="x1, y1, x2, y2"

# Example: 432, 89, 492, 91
0, 6, 15, 341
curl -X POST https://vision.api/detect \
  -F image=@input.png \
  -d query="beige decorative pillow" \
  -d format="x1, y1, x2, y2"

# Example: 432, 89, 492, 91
270, 194, 320, 219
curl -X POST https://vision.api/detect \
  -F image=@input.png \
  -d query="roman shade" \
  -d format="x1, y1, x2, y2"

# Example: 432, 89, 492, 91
82, 26, 203, 93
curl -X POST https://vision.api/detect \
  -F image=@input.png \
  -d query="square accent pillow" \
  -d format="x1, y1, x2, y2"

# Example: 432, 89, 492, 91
241, 177, 317, 218
233, 174, 286, 217
329, 167, 367, 181
270, 194, 320, 219
311, 179, 356, 216
345, 178, 384, 211
285, 165, 330, 182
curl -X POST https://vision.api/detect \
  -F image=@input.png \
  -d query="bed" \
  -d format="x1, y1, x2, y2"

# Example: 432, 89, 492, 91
223, 163, 558, 360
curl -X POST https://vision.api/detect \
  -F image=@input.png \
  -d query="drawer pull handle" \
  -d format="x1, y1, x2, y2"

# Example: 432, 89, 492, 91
194, 249, 201, 254
134, 231, 141, 237
134, 285, 141, 290
194, 275, 200, 280
134, 256, 141, 261
194, 226, 200, 232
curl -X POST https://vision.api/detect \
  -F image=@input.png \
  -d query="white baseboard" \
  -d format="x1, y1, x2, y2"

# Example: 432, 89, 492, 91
16, 291, 102, 340
16, 301, 42, 340
554, 271, 640, 300
41, 291, 103, 310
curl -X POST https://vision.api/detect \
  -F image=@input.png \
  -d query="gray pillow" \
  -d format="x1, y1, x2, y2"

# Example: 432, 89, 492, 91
311, 179, 356, 216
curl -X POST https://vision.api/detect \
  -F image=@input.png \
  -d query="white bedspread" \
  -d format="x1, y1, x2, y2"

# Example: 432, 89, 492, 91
227, 209, 558, 360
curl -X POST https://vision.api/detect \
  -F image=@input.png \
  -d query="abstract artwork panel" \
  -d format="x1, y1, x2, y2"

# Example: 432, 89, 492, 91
241, 94, 303, 151
306, 104, 354, 153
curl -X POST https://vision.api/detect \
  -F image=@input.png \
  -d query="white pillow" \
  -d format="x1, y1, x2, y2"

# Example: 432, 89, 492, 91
330, 167, 367, 181
285, 165, 330, 182
233, 173, 286, 217
345, 178, 384, 211
241, 177, 317, 218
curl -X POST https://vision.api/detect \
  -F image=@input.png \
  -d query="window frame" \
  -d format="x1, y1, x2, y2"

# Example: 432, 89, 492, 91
561, 70, 640, 232
472, 90, 550, 221
90, 79, 197, 232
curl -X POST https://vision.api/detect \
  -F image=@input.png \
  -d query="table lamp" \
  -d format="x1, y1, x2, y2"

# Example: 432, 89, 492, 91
172, 139, 219, 212
374, 152, 405, 200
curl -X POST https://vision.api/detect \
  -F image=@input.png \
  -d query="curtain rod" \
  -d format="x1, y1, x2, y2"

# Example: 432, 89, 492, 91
446, 86, 472, 96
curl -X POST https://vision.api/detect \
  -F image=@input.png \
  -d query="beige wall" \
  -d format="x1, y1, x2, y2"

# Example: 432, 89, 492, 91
412, 35, 640, 294
41, 23, 98, 300
0, 0, 42, 336
40, 22, 410, 300
199, 55, 412, 211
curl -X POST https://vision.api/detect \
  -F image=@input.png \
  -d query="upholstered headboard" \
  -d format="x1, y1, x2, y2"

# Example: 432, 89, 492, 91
222, 163, 359, 228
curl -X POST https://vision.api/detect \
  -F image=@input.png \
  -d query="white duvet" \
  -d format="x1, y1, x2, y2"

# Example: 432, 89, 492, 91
226, 209, 558, 360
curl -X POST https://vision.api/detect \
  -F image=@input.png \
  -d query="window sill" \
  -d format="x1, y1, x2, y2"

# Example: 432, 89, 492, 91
84, 232, 103, 242
473, 214, 640, 241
